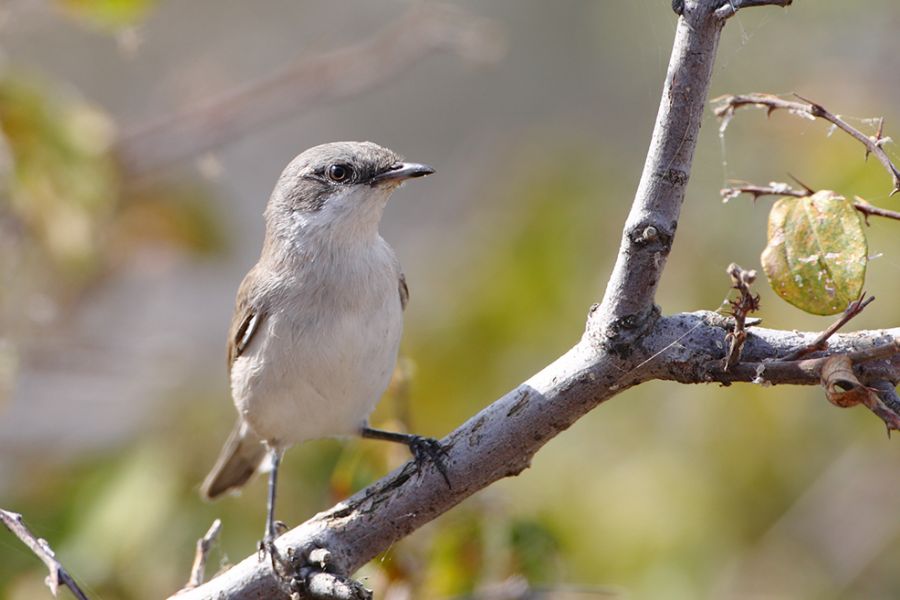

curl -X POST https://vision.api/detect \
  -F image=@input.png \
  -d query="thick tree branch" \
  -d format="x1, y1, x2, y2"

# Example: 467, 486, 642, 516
173, 315, 900, 599
592, 2, 727, 342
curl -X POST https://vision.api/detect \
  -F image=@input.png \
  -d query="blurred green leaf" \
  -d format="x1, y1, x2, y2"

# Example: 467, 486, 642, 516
761, 190, 866, 315
509, 517, 561, 582
423, 509, 484, 597
59, 0, 155, 30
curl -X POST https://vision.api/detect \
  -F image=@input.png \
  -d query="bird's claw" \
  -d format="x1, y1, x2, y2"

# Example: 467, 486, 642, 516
257, 535, 287, 575
407, 435, 451, 488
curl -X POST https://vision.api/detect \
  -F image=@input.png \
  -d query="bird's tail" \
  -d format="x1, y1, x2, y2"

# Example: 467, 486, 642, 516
201, 420, 266, 500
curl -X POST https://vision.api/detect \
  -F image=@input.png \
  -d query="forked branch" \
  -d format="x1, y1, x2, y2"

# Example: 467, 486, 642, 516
714, 93, 900, 195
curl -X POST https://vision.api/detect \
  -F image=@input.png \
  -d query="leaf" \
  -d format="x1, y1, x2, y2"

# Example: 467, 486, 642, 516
819, 355, 868, 408
819, 356, 900, 431
760, 190, 866, 315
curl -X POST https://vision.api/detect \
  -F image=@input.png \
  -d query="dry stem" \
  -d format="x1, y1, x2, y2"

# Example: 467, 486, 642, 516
0, 508, 90, 600
721, 183, 900, 222
714, 93, 900, 195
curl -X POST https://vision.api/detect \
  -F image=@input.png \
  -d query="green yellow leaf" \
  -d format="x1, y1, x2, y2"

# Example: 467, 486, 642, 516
760, 190, 867, 316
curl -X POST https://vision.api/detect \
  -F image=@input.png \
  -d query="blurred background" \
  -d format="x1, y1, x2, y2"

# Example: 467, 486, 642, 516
1, 1, 900, 598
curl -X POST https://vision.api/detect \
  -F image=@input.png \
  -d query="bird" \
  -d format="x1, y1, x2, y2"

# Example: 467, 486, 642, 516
200, 141, 447, 551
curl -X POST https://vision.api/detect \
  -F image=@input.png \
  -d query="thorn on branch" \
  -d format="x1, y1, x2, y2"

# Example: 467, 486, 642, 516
869, 381, 900, 436
720, 183, 900, 225
723, 263, 760, 371
781, 293, 875, 361
720, 181, 807, 202
787, 173, 816, 195
712, 93, 900, 196
853, 196, 900, 224
0, 508, 90, 600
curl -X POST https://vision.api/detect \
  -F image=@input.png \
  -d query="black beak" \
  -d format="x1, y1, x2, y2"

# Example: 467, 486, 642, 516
371, 162, 435, 184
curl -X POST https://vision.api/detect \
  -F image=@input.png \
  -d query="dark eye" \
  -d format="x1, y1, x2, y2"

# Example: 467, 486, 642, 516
327, 164, 352, 183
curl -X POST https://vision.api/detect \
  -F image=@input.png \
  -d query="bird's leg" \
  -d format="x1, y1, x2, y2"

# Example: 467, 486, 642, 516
360, 426, 451, 488
258, 445, 285, 570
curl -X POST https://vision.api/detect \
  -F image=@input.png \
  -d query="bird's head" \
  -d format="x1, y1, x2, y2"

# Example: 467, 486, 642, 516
264, 141, 434, 245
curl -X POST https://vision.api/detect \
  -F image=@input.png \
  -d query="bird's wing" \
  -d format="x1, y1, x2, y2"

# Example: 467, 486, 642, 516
227, 267, 267, 374
399, 272, 409, 311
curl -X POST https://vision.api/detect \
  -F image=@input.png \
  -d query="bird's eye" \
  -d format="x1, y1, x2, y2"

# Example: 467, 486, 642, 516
327, 164, 352, 183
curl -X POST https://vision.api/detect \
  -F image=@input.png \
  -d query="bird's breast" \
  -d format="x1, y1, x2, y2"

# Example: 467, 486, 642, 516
232, 241, 404, 446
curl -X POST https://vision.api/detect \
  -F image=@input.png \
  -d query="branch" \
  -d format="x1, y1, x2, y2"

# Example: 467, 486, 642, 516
715, 0, 793, 20
116, 4, 503, 176
0, 508, 90, 600
853, 196, 900, 223
721, 183, 900, 222
723, 263, 760, 370
869, 381, 900, 432
646, 313, 900, 388
713, 93, 900, 195
174, 316, 900, 599
721, 181, 807, 201
592, 0, 728, 341
176, 519, 222, 592
780, 294, 875, 361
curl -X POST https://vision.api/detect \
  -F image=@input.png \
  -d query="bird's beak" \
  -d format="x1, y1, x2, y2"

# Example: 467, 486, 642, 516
371, 162, 435, 184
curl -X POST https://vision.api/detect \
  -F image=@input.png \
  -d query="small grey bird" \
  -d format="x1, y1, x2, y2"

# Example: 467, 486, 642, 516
201, 141, 446, 547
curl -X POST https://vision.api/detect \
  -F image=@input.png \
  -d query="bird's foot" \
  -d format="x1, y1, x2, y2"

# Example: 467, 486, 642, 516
406, 435, 451, 488
257, 535, 280, 572
256, 521, 289, 574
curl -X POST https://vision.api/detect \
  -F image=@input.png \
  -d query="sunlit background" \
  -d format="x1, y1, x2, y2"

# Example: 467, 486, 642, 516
2, 1, 900, 598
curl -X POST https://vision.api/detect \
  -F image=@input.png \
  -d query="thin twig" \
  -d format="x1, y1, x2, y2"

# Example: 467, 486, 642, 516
781, 294, 876, 361
715, 0, 793, 20
0, 508, 90, 600
720, 183, 900, 223
853, 196, 900, 223
713, 93, 900, 195
179, 519, 223, 591
117, 4, 503, 177
720, 181, 806, 201
723, 263, 760, 371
